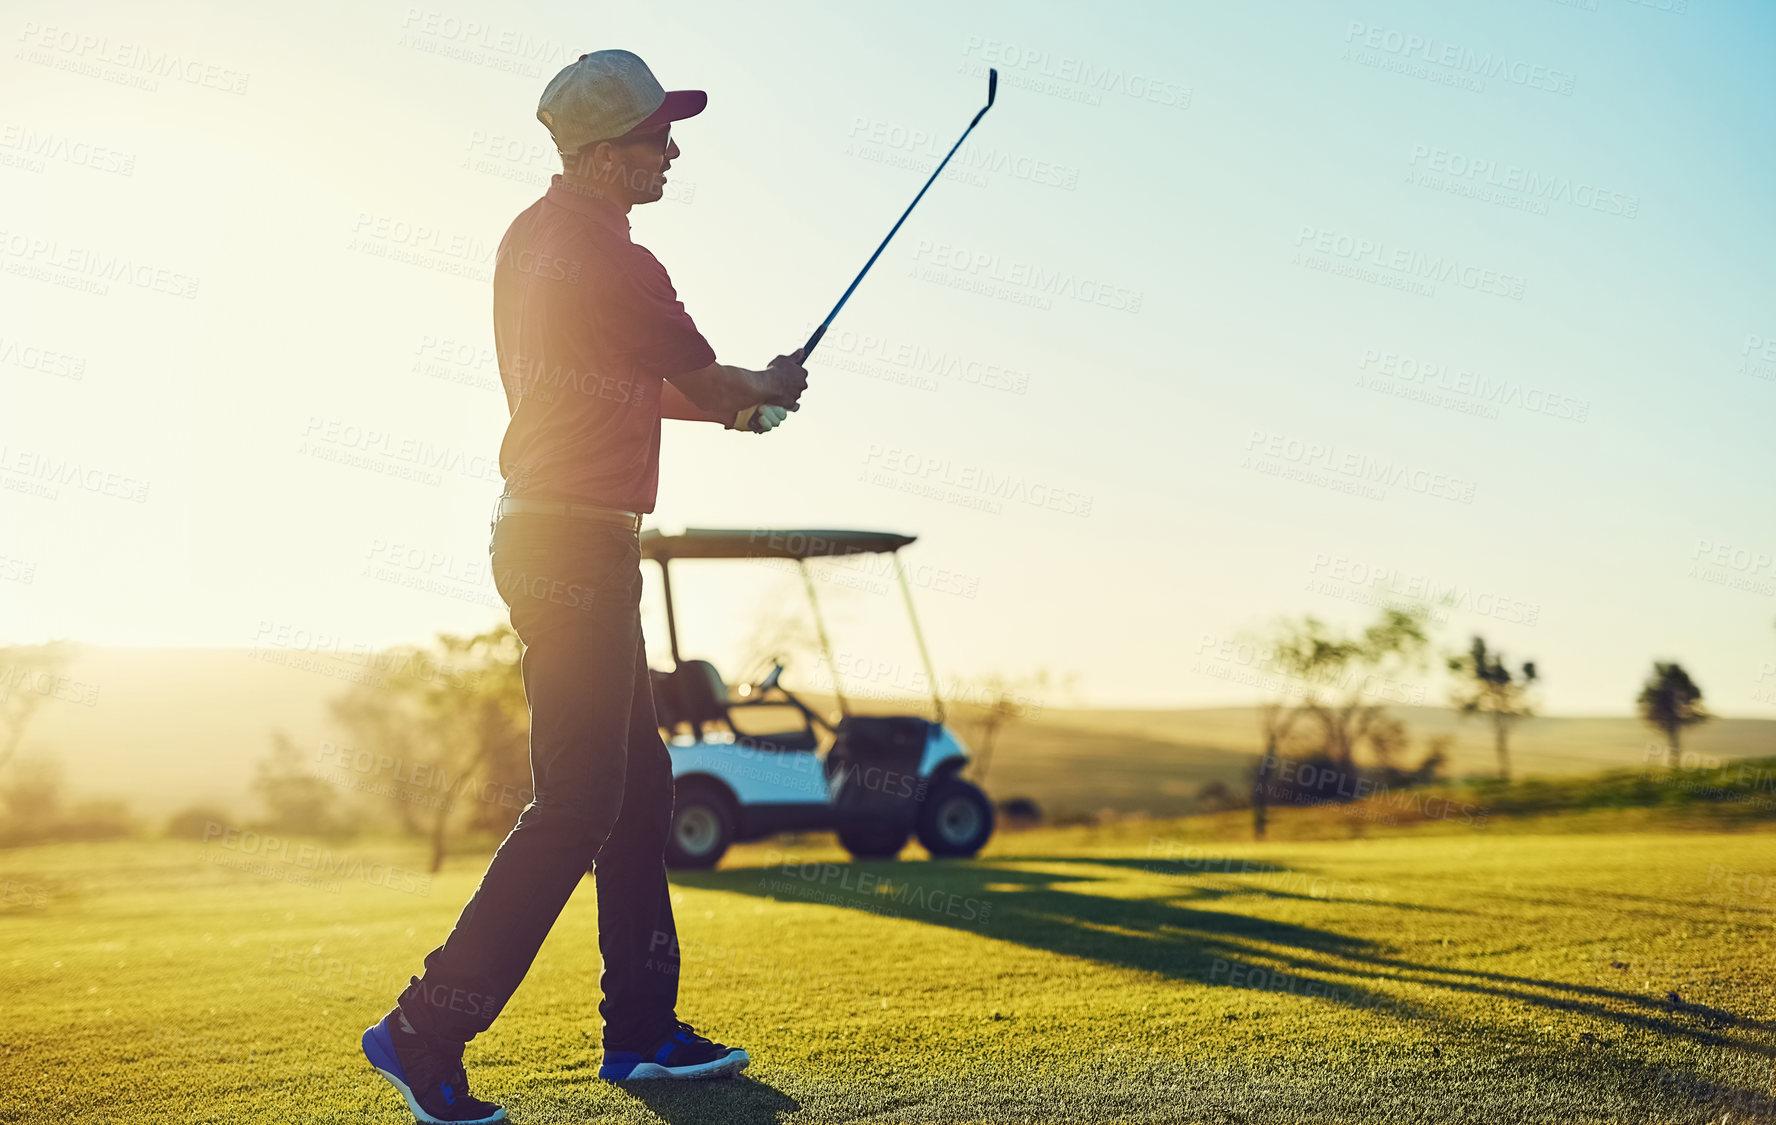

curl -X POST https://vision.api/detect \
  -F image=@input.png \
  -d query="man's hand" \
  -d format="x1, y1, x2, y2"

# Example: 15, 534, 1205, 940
731, 404, 790, 433
761, 347, 809, 411
667, 347, 809, 418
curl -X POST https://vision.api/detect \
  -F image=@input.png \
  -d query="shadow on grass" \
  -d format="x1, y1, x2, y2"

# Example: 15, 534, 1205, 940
674, 855, 1776, 1057
675, 858, 1405, 1017
1025, 855, 1480, 914
610, 1074, 799, 1125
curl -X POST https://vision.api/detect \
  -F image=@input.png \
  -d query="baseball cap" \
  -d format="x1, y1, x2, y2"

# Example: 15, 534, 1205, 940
537, 50, 707, 154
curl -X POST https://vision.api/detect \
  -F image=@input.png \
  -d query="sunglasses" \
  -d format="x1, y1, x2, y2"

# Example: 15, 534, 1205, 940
616, 124, 672, 150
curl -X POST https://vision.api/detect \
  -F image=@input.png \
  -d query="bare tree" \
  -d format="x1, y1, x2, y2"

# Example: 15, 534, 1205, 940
1637, 661, 1709, 767
1274, 609, 1431, 769
330, 626, 528, 871
1447, 636, 1538, 781
253, 730, 352, 836
1252, 700, 1307, 840
1252, 609, 1432, 837
0, 642, 75, 775
0, 754, 63, 835
731, 598, 821, 687
961, 670, 1058, 785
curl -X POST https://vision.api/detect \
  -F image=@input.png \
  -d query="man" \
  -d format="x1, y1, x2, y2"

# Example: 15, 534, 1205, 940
360, 50, 808, 1125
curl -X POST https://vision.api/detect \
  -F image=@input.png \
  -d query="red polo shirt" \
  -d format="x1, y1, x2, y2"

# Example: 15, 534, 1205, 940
493, 175, 726, 512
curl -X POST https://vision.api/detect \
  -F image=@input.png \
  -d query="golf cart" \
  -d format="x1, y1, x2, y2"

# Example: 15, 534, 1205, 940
642, 527, 994, 869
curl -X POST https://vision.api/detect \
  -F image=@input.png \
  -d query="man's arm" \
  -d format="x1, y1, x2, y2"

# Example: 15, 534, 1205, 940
660, 380, 732, 424
665, 349, 809, 419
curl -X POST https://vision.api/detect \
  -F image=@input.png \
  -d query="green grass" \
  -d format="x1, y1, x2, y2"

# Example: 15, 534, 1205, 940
3, 826, 1775, 1123
1161, 758, 1776, 843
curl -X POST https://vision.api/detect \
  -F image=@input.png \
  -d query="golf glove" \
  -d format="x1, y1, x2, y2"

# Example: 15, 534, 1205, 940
732, 404, 789, 433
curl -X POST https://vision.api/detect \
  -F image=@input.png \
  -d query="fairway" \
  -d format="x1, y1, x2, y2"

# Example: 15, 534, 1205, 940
3, 826, 1774, 1123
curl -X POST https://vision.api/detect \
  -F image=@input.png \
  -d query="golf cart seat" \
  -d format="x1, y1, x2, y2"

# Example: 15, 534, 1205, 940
649, 667, 687, 731
664, 659, 819, 753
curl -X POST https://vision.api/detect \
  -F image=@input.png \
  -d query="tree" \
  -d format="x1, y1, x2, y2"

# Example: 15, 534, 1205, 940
1252, 608, 1434, 837
1252, 700, 1307, 840
0, 754, 63, 839
1637, 662, 1709, 767
0, 751, 132, 846
0, 642, 75, 775
959, 670, 1061, 785
252, 730, 353, 836
330, 625, 529, 871
1272, 609, 1432, 768
733, 597, 822, 684
1447, 636, 1537, 782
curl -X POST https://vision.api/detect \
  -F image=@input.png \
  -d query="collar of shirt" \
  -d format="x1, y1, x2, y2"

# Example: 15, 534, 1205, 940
544, 174, 631, 235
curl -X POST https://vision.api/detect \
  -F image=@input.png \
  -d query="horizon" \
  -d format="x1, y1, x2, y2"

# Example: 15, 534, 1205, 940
18, 641, 1776, 722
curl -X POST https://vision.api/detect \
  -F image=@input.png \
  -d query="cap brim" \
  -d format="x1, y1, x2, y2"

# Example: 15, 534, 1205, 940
629, 89, 707, 133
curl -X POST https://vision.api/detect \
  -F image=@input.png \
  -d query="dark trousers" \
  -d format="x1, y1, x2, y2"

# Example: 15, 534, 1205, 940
397, 512, 679, 1050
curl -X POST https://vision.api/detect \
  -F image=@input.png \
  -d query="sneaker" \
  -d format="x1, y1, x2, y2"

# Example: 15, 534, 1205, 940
361, 1009, 507, 1124
598, 1019, 750, 1080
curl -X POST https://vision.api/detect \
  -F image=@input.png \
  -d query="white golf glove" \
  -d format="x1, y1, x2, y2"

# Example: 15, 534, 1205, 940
732, 404, 790, 433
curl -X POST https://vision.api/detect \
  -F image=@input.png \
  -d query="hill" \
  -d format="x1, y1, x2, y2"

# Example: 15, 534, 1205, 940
12, 648, 1776, 823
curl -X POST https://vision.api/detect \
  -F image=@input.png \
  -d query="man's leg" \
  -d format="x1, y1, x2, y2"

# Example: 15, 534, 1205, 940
593, 628, 681, 1049
397, 520, 644, 1047
589, 632, 748, 1081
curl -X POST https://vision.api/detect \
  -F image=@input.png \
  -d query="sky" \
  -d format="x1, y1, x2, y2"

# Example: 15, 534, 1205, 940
4, 0, 1774, 715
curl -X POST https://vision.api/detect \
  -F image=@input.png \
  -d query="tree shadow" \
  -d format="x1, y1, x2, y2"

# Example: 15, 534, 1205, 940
678, 858, 1406, 1018
1029, 855, 1292, 875
1335, 948, 1776, 1042
1020, 855, 1480, 914
675, 856, 1776, 1055
608, 1073, 799, 1125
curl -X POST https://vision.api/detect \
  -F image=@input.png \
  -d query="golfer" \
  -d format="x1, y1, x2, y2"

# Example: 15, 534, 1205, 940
360, 50, 808, 1125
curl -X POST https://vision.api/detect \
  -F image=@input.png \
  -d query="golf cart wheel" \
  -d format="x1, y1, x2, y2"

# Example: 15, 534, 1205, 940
837, 822, 909, 861
917, 778, 994, 858
665, 784, 734, 870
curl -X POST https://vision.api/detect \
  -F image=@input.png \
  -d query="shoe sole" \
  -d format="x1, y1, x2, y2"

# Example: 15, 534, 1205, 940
362, 1023, 507, 1125
600, 1049, 750, 1081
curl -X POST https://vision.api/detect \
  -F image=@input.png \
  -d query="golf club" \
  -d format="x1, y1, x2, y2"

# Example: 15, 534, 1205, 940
799, 67, 998, 360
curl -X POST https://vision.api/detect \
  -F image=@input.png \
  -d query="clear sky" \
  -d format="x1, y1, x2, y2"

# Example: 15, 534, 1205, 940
4, 0, 1774, 715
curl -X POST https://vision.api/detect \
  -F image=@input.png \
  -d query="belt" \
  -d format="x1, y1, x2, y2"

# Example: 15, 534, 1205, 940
494, 495, 642, 531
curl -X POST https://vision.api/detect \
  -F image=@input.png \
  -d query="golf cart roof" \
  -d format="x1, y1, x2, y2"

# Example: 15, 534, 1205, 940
641, 527, 916, 561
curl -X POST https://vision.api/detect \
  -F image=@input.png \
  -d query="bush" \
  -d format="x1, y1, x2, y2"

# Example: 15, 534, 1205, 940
997, 797, 1043, 826
166, 805, 234, 840
1195, 781, 1246, 813
49, 799, 134, 842
252, 732, 357, 839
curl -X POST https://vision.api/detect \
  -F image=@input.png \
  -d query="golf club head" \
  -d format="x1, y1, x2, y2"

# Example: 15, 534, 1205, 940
970, 68, 998, 127
804, 63, 1001, 358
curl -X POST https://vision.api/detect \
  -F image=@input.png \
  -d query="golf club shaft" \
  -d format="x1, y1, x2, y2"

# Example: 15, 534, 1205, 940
801, 68, 997, 360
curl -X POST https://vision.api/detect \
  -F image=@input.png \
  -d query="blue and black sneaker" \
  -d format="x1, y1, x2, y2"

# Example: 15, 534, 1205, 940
599, 1019, 750, 1080
362, 1009, 507, 1124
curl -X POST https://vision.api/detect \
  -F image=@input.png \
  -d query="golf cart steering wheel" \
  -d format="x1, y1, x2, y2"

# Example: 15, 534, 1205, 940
752, 662, 784, 696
